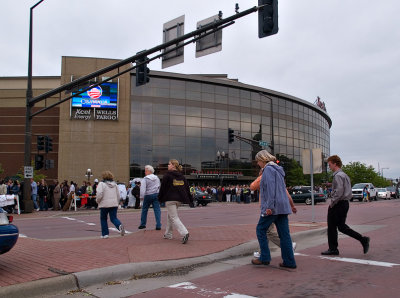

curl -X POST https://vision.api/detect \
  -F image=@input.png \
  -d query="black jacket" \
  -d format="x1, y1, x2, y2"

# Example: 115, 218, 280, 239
158, 170, 192, 204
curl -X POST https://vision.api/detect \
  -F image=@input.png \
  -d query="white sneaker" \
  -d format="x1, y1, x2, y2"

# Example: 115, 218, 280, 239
101, 235, 109, 239
119, 224, 125, 236
253, 251, 260, 258
292, 242, 297, 252
163, 234, 173, 240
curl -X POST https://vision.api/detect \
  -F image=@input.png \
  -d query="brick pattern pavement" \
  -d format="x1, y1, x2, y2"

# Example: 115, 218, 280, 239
0, 222, 322, 287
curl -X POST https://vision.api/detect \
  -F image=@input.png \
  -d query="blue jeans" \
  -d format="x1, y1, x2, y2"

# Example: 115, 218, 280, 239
100, 207, 122, 236
31, 194, 38, 209
256, 214, 296, 267
140, 193, 161, 228
39, 196, 47, 211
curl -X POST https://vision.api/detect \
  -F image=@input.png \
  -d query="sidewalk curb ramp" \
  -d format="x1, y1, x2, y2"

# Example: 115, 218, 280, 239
0, 227, 327, 298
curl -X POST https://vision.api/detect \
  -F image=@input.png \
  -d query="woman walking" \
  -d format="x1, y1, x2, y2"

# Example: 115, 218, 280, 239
158, 159, 193, 244
96, 171, 125, 239
251, 150, 297, 269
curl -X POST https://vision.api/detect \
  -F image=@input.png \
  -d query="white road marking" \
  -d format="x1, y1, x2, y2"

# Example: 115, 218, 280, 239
19, 233, 27, 238
319, 256, 399, 268
295, 253, 399, 268
168, 282, 256, 297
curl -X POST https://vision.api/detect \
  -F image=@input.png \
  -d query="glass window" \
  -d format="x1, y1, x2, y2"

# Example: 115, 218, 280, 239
216, 109, 228, 119
170, 105, 185, 115
215, 94, 228, 104
229, 96, 240, 106
229, 110, 240, 120
170, 125, 185, 136
186, 137, 201, 148
170, 115, 185, 126
186, 106, 201, 117
153, 125, 169, 135
241, 122, 251, 132
153, 114, 169, 125
202, 92, 214, 103
202, 128, 215, 138
241, 98, 251, 107
186, 81, 201, 92
153, 135, 169, 146
202, 118, 215, 128
170, 89, 185, 99
186, 91, 201, 101
186, 116, 201, 127
216, 128, 227, 139
153, 104, 170, 114
186, 126, 201, 137
216, 119, 228, 129
241, 113, 251, 122
202, 107, 215, 118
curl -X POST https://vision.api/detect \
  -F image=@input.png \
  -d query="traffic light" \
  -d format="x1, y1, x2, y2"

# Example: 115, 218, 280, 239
136, 55, 150, 86
228, 128, 235, 144
35, 154, 44, 170
45, 135, 53, 153
37, 135, 45, 151
258, 0, 278, 38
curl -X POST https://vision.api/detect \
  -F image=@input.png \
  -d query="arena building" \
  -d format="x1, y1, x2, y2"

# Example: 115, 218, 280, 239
0, 56, 331, 185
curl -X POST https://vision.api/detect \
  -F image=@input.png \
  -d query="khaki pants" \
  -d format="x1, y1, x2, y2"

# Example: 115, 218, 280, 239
165, 201, 188, 238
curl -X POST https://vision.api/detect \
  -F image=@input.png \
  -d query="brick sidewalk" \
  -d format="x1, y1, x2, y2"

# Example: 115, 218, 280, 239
0, 220, 324, 287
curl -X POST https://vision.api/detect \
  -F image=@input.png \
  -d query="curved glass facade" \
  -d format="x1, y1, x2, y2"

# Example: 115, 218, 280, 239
130, 72, 331, 181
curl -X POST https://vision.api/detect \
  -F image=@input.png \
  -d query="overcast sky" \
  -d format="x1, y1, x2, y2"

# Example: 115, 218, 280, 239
1, 0, 399, 179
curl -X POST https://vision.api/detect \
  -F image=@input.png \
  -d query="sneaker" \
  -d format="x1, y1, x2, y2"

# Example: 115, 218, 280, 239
163, 234, 173, 240
36, 208, 40, 211
362, 236, 370, 254
253, 251, 260, 258
119, 224, 125, 236
182, 233, 189, 244
321, 249, 339, 255
292, 242, 297, 252
138, 225, 146, 229
101, 235, 109, 239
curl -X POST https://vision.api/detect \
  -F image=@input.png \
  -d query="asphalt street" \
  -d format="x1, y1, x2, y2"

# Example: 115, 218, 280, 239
12, 199, 398, 298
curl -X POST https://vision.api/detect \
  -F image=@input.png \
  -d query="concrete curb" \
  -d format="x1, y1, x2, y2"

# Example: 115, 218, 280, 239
0, 227, 328, 298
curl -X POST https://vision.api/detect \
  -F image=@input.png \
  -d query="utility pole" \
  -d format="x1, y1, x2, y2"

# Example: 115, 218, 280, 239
23, 0, 44, 213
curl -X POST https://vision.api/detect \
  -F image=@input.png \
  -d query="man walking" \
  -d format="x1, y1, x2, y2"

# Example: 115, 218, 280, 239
138, 165, 161, 230
321, 155, 370, 256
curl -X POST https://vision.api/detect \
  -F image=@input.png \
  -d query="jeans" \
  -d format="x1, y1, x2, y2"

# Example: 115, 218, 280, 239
327, 200, 363, 250
100, 207, 122, 236
140, 193, 161, 228
256, 214, 296, 267
39, 196, 48, 211
31, 194, 38, 209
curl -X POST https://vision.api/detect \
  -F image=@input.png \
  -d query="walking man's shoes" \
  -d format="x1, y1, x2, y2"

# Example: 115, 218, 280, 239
138, 225, 146, 229
279, 262, 297, 269
362, 236, 370, 254
251, 258, 270, 265
321, 249, 339, 255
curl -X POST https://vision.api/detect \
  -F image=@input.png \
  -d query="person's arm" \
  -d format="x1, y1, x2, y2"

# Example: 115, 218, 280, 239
139, 178, 146, 199
250, 175, 261, 191
330, 174, 344, 207
95, 183, 103, 203
286, 189, 297, 214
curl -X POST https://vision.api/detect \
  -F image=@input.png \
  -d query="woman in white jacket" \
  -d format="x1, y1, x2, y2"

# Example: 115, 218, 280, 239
96, 171, 125, 239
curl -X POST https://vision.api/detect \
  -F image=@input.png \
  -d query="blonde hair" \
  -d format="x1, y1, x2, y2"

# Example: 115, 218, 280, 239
255, 150, 276, 163
101, 170, 114, 181
169, 159, 183, 172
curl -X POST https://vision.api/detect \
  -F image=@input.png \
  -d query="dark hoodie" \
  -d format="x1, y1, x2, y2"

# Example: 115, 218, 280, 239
158, 170, 193, 204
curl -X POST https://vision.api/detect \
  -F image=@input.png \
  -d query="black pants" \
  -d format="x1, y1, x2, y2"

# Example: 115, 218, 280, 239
327, 200, 363, 250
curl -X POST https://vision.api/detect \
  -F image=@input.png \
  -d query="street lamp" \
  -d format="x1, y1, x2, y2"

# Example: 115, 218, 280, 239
381, 167, 389, 178
86, 169, 93, 183
23, 0, 45, 213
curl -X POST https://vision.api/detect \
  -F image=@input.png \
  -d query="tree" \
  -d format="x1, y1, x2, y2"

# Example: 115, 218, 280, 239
342, 161, 390, 187
286, 159, 307, 186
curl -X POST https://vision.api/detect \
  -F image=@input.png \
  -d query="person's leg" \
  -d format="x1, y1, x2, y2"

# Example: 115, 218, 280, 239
39, 196, 44, 210
275, 214, 296, 268
109, 207, 122, 228
267, 223, 281, 247
100, 208, 109, 237
166, 201, 188, 237
139, 196, 151, 227
151, 194, 162, 229
164, 202, 174, 239
327, 205, 339, 250
336, 201, 364, 242
256, 215, 275, 263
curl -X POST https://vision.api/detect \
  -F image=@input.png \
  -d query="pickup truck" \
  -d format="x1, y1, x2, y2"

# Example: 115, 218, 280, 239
351, 183, 378, 201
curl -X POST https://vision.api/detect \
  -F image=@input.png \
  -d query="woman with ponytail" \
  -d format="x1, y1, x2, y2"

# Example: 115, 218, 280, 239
158, 159, 193, 244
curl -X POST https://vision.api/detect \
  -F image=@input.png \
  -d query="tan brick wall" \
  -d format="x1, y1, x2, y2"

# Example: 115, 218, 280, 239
58, 56, 131, 183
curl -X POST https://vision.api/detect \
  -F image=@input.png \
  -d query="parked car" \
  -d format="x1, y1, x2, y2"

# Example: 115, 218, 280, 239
377, 188, 391, 200
386, 186, 397, 199
288, 186, 326, 205
192, 190, 213, 206
351, 183, 378, 201
0, 208, 19, 254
